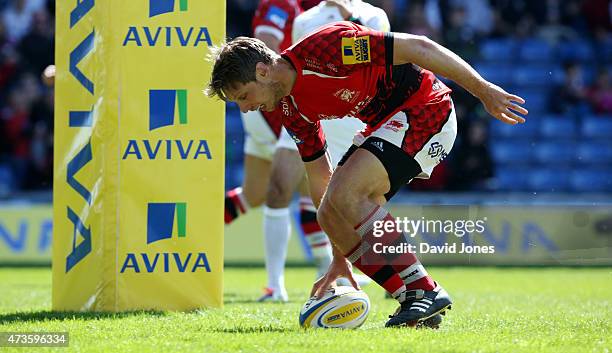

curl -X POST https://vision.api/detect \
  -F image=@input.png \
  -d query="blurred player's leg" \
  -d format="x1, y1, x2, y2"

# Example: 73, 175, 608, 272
260, 206, 290, 302
226, 109, 278, 225
260, 147, 305, 301
225, 154, 271, 224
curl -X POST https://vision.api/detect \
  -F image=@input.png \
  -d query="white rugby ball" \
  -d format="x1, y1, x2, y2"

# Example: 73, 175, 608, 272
299, 286, 370, 329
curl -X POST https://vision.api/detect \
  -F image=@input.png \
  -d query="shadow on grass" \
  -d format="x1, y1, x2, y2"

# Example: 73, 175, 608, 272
210, 326, 294, 334
223, 292, 298, 305
0, 310, 166, 324
224, 299, 263, 304
224, 298, 300, 305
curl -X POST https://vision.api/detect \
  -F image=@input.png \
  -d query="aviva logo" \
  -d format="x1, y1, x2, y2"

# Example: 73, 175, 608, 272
123, 0, 212, 47
149, 89, 187, 131
149, 0, 187, 17
120, 202, 211, 273
147, 202, 186, 244
121, 89, 212, 160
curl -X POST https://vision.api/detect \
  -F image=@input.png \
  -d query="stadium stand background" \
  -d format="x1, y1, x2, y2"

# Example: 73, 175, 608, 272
226, 0, 612, 195
0, 0, 610, 199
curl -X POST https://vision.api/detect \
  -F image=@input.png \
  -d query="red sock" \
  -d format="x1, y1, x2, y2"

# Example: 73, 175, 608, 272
344, 242, 407, 301
354, 206, 435, 291
224, 187, 248, 224
299, 198, 330, 248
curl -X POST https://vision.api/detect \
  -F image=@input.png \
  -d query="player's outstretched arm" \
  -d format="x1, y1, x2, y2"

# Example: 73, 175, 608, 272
304, 152, 334, 209
392, 33, 528, 125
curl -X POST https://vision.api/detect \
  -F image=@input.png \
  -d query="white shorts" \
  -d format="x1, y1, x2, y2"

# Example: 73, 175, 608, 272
241, 110, 278, 161
277, 117, 365, 167
354, 107, 457, 179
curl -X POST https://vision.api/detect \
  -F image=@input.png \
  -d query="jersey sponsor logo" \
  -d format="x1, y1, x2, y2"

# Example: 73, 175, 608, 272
334, 88, 357, 103
349, 95, 373, 116
326, 63, 338, 73
318, 114, 339, 120
287, 129, 304, 145
304, 57, 322, 70
265, 5, 289, 29
281, 99, 291, 116
341, 36, 371, 65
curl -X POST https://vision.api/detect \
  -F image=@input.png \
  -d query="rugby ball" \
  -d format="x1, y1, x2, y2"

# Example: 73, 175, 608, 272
299, 286, 370, 329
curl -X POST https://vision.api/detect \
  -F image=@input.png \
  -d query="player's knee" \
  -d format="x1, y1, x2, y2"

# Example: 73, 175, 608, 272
266, 177, 293, 208
325, 179, 362, 212
316, 199, 335, 234
242, 187, 264, 208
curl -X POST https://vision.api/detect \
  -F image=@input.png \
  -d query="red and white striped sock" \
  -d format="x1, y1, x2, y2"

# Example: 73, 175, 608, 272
344, 242, 407, 302
298, 197, 332, 275
354, 206, 435, 292
224, 187, 249, 224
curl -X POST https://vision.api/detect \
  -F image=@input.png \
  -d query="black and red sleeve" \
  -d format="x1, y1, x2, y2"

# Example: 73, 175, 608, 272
283, 118, 327, 162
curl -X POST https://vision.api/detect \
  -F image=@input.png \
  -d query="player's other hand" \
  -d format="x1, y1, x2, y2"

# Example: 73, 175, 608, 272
478, 82, 528, 125
325, 0, 353, 20
310, 255, 360, 298
42, 64, 55, 87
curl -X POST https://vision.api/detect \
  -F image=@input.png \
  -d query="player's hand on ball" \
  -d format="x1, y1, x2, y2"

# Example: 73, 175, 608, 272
478, 82, 528, 125
311, 256, 360, 299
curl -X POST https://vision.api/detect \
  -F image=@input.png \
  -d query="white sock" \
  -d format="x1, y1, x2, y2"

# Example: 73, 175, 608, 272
263, 206, 291, 293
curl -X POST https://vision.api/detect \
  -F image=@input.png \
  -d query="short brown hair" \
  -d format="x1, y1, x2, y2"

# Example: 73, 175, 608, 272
205, 37, 276, 101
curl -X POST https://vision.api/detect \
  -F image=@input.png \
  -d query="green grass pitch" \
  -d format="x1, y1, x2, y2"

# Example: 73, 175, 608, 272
0, 267, 610, 352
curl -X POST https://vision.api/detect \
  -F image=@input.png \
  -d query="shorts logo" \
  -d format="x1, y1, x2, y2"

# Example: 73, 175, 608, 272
334, 88, 356, 103
265, 5, 289, 29
428, 142, 448, 162
149, 89, 188, 131
385, 120, 404, 132
147, 202, 187, 244
149, 0, 188, 17
371, 141, 384, 152
341, 36, 371, 65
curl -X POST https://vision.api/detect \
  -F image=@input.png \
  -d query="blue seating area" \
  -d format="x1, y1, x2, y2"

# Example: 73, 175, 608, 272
484, 38, 612, 193
0, 163, 14, 197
